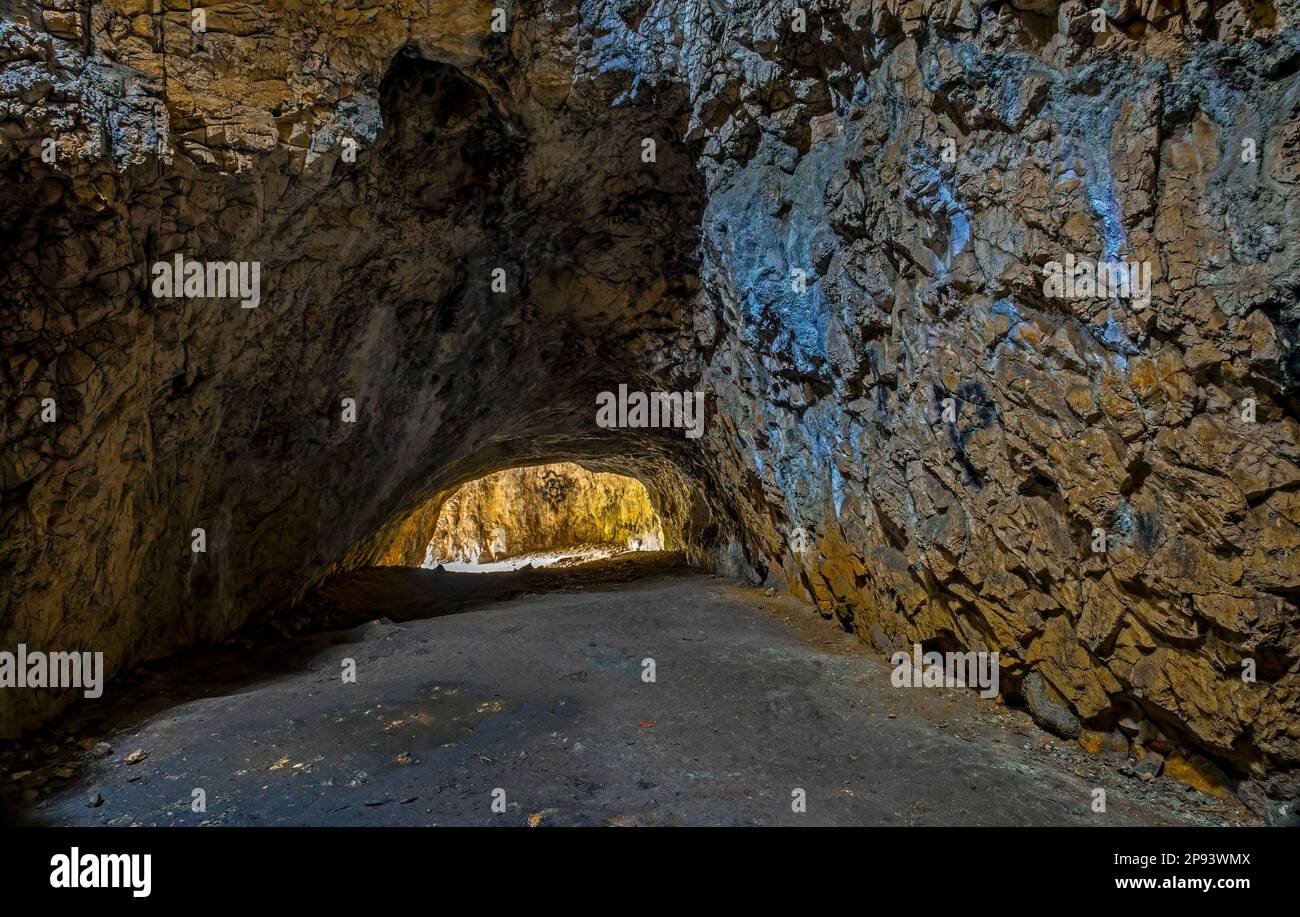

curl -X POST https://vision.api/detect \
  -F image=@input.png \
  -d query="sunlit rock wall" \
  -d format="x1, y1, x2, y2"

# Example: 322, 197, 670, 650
422, 462, 663, 562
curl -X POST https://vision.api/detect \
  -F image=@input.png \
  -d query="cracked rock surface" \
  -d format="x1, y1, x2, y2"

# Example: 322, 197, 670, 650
2, 0, 1299, 819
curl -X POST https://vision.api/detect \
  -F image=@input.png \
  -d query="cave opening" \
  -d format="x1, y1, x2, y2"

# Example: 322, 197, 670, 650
318, 46, 758, 594
417, 461, 667, 572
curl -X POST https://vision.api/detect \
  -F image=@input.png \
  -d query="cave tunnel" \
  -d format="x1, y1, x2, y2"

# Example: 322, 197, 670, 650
2, 0, 1299, 846
314, 50, 755, 583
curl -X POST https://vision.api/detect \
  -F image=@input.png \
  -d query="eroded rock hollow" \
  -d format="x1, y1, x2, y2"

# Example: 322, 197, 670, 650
2, 0, 1298, 809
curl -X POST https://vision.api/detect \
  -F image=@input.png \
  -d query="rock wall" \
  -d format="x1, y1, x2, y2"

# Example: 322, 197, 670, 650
679, 1, 1300, 802
1, 0, 1298, 810
423, 462, 663, 562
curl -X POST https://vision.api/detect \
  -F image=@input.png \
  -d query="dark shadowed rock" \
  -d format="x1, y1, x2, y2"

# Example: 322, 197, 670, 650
1022, 672, 1083, 740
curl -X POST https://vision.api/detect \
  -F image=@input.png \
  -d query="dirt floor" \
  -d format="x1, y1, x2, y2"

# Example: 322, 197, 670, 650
1, 555, 1259, 826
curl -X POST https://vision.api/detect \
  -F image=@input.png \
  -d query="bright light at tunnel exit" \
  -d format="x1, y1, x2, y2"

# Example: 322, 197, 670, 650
419, 462, 665, 572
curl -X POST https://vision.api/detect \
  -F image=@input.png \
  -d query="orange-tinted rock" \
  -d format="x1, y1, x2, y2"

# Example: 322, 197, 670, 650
1164, 752, 1238, 802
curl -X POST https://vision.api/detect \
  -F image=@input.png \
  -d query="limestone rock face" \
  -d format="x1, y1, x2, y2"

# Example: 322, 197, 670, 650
423, 462, 663, 563
1, 0, 1298, 807
679, 1, 1300, 795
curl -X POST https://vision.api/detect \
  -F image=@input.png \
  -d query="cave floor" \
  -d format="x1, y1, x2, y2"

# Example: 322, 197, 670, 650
3, 559, 1257, 826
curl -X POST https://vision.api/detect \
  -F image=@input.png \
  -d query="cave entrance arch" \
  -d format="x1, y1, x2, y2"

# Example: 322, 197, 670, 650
418, 461, 667, 571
